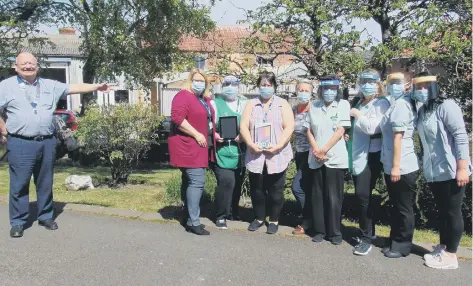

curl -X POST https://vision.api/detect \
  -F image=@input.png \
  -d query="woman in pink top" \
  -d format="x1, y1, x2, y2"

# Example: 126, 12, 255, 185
169, 69, 216, 236
240, 71, 294, 234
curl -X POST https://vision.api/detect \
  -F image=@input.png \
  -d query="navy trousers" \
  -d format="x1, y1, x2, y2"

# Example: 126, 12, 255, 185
8, 136, 56, 227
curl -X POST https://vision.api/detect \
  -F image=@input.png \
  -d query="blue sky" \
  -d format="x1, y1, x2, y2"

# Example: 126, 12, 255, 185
43, 0, 382, 43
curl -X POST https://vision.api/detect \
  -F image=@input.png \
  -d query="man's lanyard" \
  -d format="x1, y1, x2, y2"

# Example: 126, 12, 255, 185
18, 77, 41, 114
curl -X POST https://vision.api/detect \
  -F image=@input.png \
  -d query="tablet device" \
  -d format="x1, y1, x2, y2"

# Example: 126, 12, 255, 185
255, 122, 272, 149
219, 116, 238, 140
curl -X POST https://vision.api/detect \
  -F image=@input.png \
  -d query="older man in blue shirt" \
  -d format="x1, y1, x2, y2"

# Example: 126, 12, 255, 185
0, 52, 112, 238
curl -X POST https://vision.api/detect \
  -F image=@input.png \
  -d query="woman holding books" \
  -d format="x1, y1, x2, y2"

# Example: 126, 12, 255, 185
239, 71, 294, 235
210, 75, 248, 229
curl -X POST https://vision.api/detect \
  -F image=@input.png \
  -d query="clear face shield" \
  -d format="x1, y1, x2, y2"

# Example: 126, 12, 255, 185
319, 79, 340, 103
411, 76, 438, 104
356, 73, 380, 97
386, 73, 407, 100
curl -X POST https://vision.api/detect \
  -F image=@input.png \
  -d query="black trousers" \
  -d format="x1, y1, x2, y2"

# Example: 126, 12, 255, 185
353, 151, 383, 243
385, 171, 418, 255
212, 164, 245, 221
310, 166, 345, 241
249, 166, 286, 222
430, 179, 465, 253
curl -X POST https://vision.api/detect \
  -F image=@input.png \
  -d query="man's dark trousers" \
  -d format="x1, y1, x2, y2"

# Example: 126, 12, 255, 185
8, 136, 56, 227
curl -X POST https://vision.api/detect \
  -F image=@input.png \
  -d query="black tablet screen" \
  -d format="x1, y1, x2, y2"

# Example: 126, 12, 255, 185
219, 116, 238, 140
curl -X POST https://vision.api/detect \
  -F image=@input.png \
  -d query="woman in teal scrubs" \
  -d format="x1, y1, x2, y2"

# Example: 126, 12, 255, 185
412, 72, 471, 270
349, 68, 390, 256
380, 72, 420, 258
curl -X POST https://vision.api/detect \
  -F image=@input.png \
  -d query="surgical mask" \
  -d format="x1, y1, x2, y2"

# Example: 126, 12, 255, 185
297, 92, 311, 104
259, 87, 274, 99
413, 89, 429, 104
360, 83, 377, 97
191, 81, 206, 95
322, 89, 337, 103
222, 86, 238, 101
387, 84, 404, 100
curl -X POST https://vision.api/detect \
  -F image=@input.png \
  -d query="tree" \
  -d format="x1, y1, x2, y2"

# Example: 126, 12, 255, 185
354, 0, 471, 116
218, 0, 368, 86
75, 103, 162, 186
0, 0, 63, 66
58, 0, 215, 114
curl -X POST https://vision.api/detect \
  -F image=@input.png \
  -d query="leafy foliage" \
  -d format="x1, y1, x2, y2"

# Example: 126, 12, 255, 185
0, 0, 65, 66
75, 103, 162, 186
58, 0, 215, 112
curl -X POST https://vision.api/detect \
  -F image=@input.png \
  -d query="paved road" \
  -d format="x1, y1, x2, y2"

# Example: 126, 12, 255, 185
0, 205, 471, 286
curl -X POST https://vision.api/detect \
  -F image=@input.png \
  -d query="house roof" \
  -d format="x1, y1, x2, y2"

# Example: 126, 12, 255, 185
20, 35, 84, 57
178, 25, 252, 53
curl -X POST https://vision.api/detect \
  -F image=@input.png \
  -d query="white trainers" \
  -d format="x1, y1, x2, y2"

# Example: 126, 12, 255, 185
424, 244, 446, 261
424, 250, 459, 270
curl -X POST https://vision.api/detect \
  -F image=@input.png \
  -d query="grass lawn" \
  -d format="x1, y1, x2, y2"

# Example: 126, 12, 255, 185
0, 163, 179, 213
0, 163, 470, 247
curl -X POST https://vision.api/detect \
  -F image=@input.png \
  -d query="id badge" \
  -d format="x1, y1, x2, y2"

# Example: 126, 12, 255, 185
330, 115, 338, 131
209, 121, 213, 130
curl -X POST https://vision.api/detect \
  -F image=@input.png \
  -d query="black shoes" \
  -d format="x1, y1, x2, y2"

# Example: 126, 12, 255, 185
38, 219, 58, 230
248, 220, 264, 231
266, 223, 278, 234
186, 225, 210, 235
10, 226, 24, 238
312, 234, 324, 243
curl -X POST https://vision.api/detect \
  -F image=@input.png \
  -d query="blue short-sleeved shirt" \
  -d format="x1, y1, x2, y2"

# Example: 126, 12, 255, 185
304, 99, 351, 169
380, 96, 420, 175
0, 76, 69, 137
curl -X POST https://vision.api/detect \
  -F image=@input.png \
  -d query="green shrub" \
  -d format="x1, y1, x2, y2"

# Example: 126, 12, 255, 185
75, 103, 162, 186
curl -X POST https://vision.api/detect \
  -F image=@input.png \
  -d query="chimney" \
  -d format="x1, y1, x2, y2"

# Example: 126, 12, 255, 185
59, 27, 76, 35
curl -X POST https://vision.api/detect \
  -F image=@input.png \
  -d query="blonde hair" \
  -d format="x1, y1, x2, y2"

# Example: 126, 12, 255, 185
182, 68, 211, 98
296, 80, 314, 92
358, 68, 385, 98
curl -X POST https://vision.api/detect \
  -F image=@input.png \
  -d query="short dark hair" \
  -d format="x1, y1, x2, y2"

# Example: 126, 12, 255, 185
320, 74, 340, 81
256, 71, 277, 91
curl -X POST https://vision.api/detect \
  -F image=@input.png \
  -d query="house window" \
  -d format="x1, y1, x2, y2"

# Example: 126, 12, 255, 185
256, 56, 273, 66
194, 55, 206, 69
115, 90, 129, 103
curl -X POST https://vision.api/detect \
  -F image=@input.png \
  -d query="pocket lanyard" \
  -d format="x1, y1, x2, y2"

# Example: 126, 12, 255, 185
197, 96, 211, 121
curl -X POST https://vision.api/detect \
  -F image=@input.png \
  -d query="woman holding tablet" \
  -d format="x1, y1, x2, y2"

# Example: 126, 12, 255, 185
211, 75, 248, 229
240, 71, 294, 235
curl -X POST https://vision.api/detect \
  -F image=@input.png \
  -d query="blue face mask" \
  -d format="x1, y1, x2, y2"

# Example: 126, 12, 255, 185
191, 81, 206, 95
413, 89, 429, 104
360, 83, 377, 97
387, 84, 405, 100
222, 86, 238, 101
322, 89, 337, 103
297, 92, 311, 104
259, 86, 275, 99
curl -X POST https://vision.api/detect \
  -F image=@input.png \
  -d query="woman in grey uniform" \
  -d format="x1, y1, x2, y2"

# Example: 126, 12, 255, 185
292, 80, 314, 235
411, 72, 471, 270
380, 72, 420, 258
349, 68, 390, 256
305, 74, 350, 245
